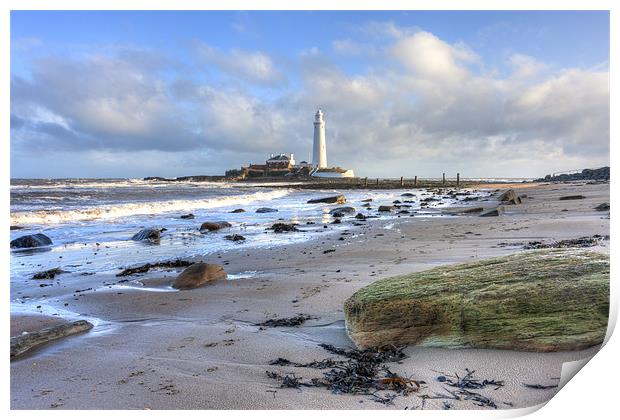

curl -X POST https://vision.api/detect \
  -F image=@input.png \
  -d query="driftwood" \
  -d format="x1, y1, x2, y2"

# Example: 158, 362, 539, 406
11, 320, 94, 360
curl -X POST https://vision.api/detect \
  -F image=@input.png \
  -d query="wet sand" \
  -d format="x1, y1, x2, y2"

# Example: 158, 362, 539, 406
10, 181, 610, 409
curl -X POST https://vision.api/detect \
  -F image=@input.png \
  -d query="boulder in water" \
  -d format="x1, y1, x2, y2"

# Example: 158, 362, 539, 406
307, 195, 346, 204
344, 249, 609, 352
256, 207, 278, 213
594, 203, 610, 211
172, 263, 227, 290
131, 229, 161, 242
199, 221, 232, 232
224, 234, 246, 242
378, 206, 393, 212
268, 223, 299, 233
11, 233, 53, 249
230, 208, 246, 213
329, 206, 355, 215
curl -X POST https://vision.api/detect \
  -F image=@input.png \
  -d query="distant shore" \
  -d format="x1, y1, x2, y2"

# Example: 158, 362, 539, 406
142, 175, 537, 190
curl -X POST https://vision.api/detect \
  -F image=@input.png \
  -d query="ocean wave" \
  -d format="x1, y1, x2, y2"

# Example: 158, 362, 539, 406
10, 178, 237, 190
11, 189, 291, 225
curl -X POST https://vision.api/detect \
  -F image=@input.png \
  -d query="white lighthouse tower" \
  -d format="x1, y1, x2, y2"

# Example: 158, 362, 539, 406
312, 109, 327, 168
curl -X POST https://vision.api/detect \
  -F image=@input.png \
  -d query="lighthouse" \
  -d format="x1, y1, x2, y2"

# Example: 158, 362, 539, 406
312, 109, 327, 168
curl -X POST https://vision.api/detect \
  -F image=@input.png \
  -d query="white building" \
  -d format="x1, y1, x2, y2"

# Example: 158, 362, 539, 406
310, 109, 355, 178
312, 109, 327, 168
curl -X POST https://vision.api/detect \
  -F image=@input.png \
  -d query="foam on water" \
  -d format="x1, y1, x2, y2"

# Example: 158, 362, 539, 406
11, 189, 291, 225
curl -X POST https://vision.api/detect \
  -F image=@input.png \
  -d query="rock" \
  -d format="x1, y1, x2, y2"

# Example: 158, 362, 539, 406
401, 193, 415, 197
131, 228, 161, 242
344, 249, 609, 351
230, 208, 246, 213
393, 200, 401, 204
268, 223, 299, 233
559, 195, 586, 200
180, 213, 195, 219
172, 263, 227, 290
307, 195, 346, 204
199, 221, 232, 231
11, 320, 94, 359
378, 206, 393, 212
479, 207, 503, 217
224, 234, 246, 241
10, 233, 53, 249
361, 198, 373, 202
256, 207, 278, 213
331, 218, 341, 224
594, 203, 610, 211
461, 207, 484, 214
362, 203, 372, 208
329, 206, 356, 215
497, 189, 521, 205
332, 212, 344, 218
355, 213, 367, 220
32, 267, 66, 280
10, 226, 24, 230
535, 166, 609, 182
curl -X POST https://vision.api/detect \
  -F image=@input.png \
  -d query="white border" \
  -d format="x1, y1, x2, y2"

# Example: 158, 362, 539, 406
2, 1, 616, 419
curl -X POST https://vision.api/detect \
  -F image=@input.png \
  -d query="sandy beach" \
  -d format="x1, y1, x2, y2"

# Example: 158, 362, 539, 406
10, 181, 610, 410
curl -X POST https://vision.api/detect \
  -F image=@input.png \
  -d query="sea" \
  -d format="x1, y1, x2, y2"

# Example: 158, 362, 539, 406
10, 178, 487, 288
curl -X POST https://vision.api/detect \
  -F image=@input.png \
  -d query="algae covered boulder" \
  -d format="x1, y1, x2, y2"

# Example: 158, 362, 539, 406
344, 249, 609, 352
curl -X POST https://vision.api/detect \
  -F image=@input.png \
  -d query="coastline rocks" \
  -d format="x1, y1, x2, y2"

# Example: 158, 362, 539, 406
479, 207, 503, 217
268, 223, 299, 233
256, 207, 278, 213
131, 229, 161, 242
11, 233, 53, 249
378, 206, 393, 212
361, 198, 373, 202
32, 267, 66, 280
180, 213, 195, 219
10, 226, 24, 230
344, 249, 609, 352
172, 263, 227, 290
594, 203, 610, 211
559, 195, 586, 201
11, 320, 94, 360
401, 193, 415, 197
497, 189, 521, 205
332, 212, 344, 218
230, 208, 246, 213
199, 221, 232, 232
355, 213, 367, 220
307, 195, 346, 204
224, 234, 246, 242
329, 206, 356, 215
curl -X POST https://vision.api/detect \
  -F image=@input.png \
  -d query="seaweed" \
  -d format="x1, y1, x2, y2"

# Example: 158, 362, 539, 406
256, 314, 317, 327
266, 343, 420, 405
116, 259, 193, 277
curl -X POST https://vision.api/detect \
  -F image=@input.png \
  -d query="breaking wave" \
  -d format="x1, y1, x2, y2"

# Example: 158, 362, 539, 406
11, 189, 291, 225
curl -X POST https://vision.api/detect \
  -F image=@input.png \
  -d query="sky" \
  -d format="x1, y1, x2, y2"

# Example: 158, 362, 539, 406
10, 10, 610, 178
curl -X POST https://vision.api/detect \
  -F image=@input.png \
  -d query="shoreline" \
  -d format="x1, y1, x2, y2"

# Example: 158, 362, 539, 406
10, 181, 610, 409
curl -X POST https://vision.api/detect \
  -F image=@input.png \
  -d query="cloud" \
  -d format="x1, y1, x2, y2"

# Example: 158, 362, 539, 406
509, 54, 547, 79
196, 43, 286, 86
390, 31, 478, 83
10, 25, 609, 178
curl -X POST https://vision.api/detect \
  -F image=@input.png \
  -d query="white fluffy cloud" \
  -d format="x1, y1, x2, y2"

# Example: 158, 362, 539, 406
10, 26, 609, 178
196, 43, 286, 86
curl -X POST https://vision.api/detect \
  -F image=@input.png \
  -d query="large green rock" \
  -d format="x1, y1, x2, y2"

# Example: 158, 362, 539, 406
344, 249, 609, 352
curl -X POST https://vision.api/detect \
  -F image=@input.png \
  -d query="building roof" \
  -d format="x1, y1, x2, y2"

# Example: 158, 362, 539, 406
266, 154, 290, 161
